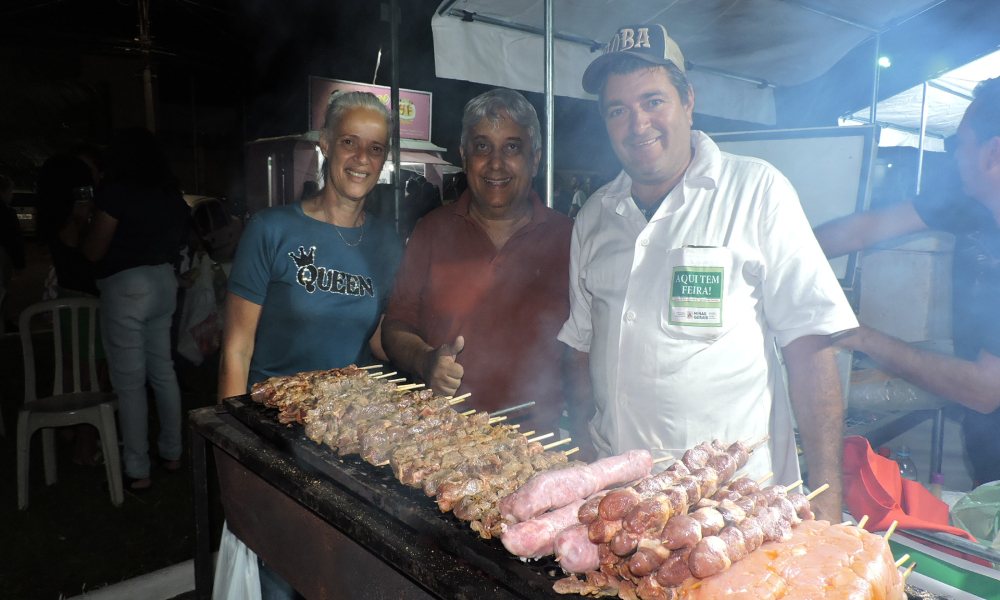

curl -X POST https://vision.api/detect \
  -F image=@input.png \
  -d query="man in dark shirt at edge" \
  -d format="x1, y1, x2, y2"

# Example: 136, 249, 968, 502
381, 88, 573, 437
815, 76, 1000, 486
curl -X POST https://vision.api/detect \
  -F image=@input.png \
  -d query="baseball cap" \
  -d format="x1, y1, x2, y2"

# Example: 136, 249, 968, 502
582, 24, 685, 95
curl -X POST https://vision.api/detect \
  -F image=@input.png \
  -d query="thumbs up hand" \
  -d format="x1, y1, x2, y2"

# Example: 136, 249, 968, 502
421, 335, 466, 396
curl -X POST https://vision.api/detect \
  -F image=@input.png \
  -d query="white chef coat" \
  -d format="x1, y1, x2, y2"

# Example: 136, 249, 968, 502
558, 131, 858, 486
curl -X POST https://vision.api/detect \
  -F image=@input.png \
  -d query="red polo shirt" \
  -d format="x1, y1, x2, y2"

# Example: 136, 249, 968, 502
385, 189, 572, 436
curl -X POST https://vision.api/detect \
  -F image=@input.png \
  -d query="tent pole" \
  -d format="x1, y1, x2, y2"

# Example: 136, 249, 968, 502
916, 81, 929, 195
870, 32, 881, 124
543, 0, 554, 208
391, 0, 403, 234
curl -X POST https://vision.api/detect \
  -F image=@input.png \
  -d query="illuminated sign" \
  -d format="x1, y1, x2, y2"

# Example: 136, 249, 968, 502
309, 77, 432, 141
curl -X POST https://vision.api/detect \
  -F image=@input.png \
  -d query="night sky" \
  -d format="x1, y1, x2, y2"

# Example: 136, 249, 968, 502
3, 0, 999, 199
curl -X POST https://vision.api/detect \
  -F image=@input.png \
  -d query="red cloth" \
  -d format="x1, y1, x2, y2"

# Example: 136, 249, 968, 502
842, 435, 976, 540
385, 189, 573, 435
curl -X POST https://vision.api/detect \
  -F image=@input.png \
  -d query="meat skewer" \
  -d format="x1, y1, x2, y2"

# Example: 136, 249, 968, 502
564, 479, 813, 578
680, 483, 823, 580
586, 439, 759, 559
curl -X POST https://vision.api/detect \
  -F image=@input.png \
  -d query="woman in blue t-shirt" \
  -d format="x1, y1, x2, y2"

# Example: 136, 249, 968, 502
220, 90, 401, 396
217, 90, 401, 600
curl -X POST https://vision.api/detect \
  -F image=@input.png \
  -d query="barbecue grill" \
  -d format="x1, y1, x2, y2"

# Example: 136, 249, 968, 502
190, 395, 956, 600
191, 395, 570, 600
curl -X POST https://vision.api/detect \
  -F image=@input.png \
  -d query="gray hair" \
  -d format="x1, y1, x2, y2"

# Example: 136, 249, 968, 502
321, 91, 393, 143
461, 88, 542, 155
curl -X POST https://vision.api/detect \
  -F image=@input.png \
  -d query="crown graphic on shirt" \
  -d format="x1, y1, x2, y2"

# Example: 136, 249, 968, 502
288, 246, 316, 268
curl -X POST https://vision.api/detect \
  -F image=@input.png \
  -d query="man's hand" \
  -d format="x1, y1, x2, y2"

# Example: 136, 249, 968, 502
421, 336, 465, 396
834, 323, 1000, 414
808, 483, 843, 524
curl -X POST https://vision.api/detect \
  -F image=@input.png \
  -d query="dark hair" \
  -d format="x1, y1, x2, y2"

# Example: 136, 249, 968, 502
597, 57, 690, 110
104, 128, 178, 192
36, 154, 94, 242
967, 77, 1000, 143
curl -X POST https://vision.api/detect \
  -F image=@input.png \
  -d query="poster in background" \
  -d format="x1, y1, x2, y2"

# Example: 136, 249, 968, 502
309, 77, 433, 142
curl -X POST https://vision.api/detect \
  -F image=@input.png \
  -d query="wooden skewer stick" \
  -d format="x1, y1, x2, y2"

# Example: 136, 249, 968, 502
901, 562, 916, 582
543, 437, 572, 450
376, 460, 390, 466
858, 515, 870, 529
521, 431, 535, 437
748, 435, 771, 452
371, 371, 397, 379
461, 409, 476, 416
488, 416, 507, 424
360, 364, 383, 370
806, 483, 830, 501
386, 378, 406, 383
564, 447, 580, 457
652, 455, 675, 464
756, 472, 774, 485
509, 424, 521, 429
784, 479, 804, 493
396, 383, 425, 391
883, 520, 898, 542
449, 393, 472, 405
528, 432, 555, 443
894, 554, 911, 568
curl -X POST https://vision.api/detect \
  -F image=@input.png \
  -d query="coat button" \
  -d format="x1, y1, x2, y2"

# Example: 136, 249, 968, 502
625, 310, 636, 322
640, 238, 649, 247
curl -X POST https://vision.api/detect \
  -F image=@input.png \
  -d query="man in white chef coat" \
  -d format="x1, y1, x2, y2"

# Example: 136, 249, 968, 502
558, 24, 858, 522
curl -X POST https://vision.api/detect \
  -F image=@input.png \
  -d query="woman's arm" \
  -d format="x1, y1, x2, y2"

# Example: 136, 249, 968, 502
81, 210, 119, 262
369, 315, 388, 363
218, 292, 263, 402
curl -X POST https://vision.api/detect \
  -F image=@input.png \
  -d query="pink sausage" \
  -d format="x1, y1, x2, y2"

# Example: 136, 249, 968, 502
501, 499, 587, 558
554, 524, 600, 573
501, 450, 653, 524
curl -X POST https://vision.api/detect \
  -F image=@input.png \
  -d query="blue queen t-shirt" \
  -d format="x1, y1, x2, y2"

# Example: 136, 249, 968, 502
228, 203, 402, 387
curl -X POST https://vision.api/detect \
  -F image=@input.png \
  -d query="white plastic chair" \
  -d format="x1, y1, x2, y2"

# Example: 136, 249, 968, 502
17, 298, 123, 509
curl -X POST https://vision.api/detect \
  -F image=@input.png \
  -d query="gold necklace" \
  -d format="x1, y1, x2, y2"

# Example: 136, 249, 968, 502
334, 214, 365, 247
316, 197, 365, 247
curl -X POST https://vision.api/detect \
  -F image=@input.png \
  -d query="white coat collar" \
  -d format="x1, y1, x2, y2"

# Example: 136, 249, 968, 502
603, 130, 722, 220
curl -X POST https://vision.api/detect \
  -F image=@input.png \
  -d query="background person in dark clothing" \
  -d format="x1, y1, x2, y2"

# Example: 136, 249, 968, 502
81, 128, 189, 492
36, 153, 107, 466
551, 173, 571, 215
0, 173, 26, 288
816, 77, 1000, 486
36, 154, 100, 297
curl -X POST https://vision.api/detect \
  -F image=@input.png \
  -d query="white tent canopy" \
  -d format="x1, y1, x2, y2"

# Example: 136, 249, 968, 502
432, 0, 939, 125
842, 49, 1000, 151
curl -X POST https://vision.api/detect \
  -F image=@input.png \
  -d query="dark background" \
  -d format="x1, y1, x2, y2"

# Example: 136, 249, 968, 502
3, 0, 1000, 202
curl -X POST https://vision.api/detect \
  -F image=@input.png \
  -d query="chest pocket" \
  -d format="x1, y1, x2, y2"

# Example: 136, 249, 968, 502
660, 246, 734, 341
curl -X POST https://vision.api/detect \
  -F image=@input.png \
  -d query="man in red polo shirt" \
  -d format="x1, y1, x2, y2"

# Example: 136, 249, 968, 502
382, 88, 572, 437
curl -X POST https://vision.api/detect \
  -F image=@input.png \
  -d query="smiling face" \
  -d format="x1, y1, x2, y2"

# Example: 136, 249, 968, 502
320, 106, 389, 204
462, 110, 541, 217
602, 66, 694, 201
